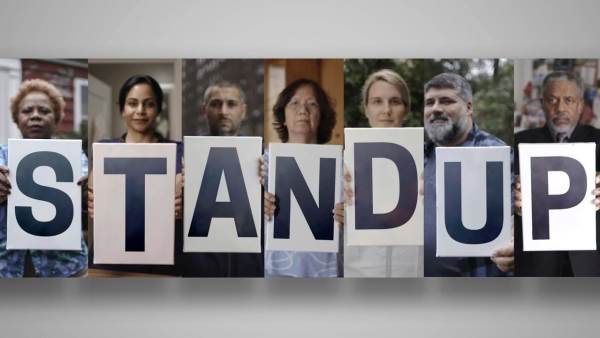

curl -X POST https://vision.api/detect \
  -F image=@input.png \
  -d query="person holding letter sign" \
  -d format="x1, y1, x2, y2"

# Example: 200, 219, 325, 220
88, 75, 183, 276
0, 79, 88, 277
514, 71, 600, 276
343, 69, 424, 277
178, 80, 263, 277
423, 73, 514, 276
262, 78, 343, 277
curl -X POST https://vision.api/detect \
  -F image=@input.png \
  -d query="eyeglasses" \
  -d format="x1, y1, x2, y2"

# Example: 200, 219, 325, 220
286, 99, 320, 114
543, 95, 579, 107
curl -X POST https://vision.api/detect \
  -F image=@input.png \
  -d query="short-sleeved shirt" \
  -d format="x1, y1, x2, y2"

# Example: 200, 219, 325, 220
0, 144, 89, 278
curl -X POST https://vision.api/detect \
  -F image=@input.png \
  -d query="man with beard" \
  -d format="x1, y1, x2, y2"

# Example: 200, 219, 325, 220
204, 82, 247, 136
178, 81, 263, 277
423, 73, 514, 276
514, 71, 600, 276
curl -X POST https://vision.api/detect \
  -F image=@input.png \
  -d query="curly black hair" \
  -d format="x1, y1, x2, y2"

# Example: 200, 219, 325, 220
272, 78, 336, 144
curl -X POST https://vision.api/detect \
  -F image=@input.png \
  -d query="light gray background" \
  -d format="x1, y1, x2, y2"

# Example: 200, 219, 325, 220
2, 0, 600, 337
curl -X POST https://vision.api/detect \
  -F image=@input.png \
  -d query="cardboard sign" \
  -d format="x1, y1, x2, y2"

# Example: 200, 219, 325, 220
519, 143, 596, 251
266, 143, 342, 252
344, 128, 424, 246
435, 146, 512, 257
7, 139, 82, 250
183, 136, 262, 253
93, 143, 176, 264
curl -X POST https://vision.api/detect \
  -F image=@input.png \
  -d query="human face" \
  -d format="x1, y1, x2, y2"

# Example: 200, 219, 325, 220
121, 83, 158, 135
365, 80, 406, 128
17, 91, 57, 139
542, 79, 582, 134
284, 84, 320, 143
204, 86, 246, 136
424, 87, 472, 145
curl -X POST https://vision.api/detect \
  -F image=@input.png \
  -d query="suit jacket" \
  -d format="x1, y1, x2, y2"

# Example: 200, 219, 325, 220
514, 124, 600, 276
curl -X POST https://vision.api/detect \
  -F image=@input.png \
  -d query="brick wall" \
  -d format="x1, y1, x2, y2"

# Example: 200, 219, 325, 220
21, 59, 87, 134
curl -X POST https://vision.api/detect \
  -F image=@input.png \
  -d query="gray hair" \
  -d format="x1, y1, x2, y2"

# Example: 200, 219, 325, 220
424, 73, 472, 102
202, 81, 246, 105
542, 71, 583, 97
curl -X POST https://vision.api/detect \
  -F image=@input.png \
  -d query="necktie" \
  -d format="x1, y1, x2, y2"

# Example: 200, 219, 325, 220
556, 132, 569, 143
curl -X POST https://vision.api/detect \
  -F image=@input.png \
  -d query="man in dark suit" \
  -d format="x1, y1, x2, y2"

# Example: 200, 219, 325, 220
514, 70, 600, 276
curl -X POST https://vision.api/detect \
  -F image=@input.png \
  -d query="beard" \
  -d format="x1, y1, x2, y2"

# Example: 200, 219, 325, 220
425, 111, 469, 145
209, 118, 239, 136
546, 113, 576, 135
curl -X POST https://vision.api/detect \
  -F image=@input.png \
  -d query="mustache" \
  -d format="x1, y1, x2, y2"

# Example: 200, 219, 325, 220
428, 113, 450, 123
552, 112, 571, 120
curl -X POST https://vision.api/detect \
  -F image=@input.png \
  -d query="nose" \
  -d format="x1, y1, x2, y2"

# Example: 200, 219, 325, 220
135, 102, 146, 115
557, 98, 569, 112
427, 100, 443, 116
220, 103, 229, 116
30, 107, 42, 120
383, 101, 392, 115
297, 102, 309, 115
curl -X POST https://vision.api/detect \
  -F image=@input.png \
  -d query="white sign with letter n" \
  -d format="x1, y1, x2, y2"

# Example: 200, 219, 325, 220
266, 143, 342, 252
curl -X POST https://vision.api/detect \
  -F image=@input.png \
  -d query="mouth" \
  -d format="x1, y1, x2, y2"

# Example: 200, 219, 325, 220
429, 117, 449, 125
552, 117, 571, 125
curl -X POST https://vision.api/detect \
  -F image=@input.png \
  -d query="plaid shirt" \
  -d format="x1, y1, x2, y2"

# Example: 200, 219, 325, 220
0, 144, 88, 277
424, 123, 513, 277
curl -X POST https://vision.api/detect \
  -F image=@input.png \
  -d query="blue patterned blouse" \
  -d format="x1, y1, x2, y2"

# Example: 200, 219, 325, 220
0, 144, 88, 277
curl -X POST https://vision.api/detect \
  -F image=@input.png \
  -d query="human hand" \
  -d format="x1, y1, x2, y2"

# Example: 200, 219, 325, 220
333, 202, 344, 228
0, 166, 11, 204
259, 154, 267, 187
491, 241, 514, 273
491, 226, 514, 273
264, 191, 276, 221
343, 164, 354, 206
594, 172, 600, 211
87, 171, 94, 219
175, 172, 184, 220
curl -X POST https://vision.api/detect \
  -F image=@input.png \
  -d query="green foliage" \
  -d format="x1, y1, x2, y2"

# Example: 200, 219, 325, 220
471, 62, 514, 146
344, 59, 423, 128
344, 59, 514, 145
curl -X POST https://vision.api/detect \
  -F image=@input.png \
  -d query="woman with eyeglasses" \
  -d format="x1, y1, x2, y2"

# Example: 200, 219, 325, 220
261, 78, 343, 277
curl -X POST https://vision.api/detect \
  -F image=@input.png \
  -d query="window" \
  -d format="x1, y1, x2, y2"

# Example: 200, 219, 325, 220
73, 78, 88, 132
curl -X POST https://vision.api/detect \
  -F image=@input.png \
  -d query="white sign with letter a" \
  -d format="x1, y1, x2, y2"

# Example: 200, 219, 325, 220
183, 136, 262, 253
